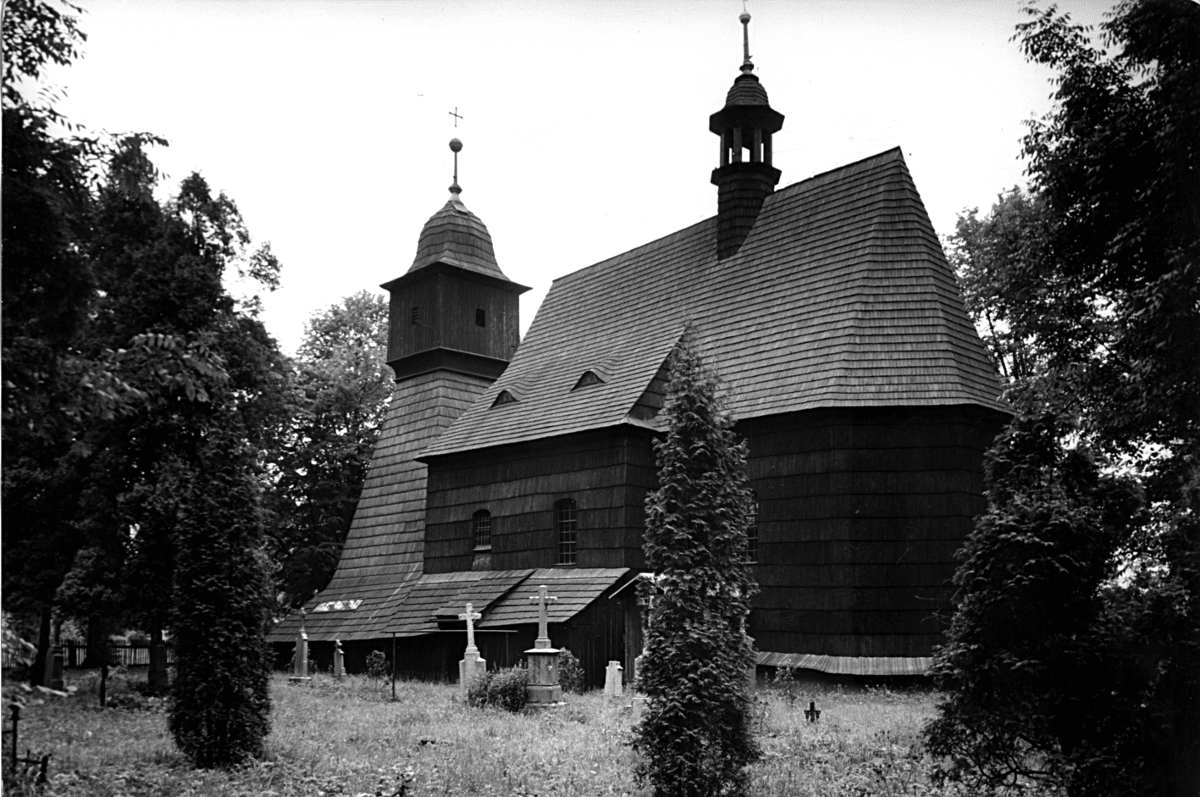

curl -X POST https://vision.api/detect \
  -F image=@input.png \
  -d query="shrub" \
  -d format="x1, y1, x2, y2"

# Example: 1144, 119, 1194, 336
167, 433, 273, 768
558, 648, 586, 694
631, 331, 760, 797
366, 650, 388, 679
467, 665, 529, 712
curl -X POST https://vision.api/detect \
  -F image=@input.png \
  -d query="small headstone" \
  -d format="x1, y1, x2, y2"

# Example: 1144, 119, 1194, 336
805, 700, 821, 723
289, 610, 312, 684
47, 645, 65, 691
631, 695, 649, 720
604, 661, 624, 698
457, 603, 487, 689
525, 585, 562, 706
333, 639, 345, 680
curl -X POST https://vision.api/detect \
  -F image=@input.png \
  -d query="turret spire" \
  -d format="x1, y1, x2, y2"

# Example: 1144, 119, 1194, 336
741, 11, 753, 73
709, 10, 784, 260
449, 137, 463, 196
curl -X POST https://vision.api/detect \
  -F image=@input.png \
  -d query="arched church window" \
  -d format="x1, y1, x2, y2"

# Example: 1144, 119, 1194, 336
473, 509, 492, 550
556, 499, 577, 566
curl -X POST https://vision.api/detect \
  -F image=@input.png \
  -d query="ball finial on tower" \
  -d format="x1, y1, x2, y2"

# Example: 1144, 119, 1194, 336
449, 138, 463, 196
740, 11, 754, 73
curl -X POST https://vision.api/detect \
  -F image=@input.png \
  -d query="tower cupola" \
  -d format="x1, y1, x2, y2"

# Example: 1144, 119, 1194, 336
382, 138, 529, 381
710, 12, 785, 260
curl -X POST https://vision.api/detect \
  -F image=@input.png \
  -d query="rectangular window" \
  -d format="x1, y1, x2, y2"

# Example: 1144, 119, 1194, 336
476, 308, 486, 327
411, 306, 419, 325
556, 500, 577, 565
473, 510, 492, 550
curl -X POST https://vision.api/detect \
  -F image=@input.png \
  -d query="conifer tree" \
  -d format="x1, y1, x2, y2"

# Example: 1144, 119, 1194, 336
632, 331, 760, 797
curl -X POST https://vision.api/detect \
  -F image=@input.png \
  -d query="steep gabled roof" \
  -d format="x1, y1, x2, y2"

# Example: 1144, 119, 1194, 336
423, 148, 1006, 459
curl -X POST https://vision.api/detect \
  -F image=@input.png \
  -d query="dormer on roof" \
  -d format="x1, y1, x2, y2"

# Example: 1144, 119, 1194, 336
381, 138, 530, 382
710, 12, 784, 261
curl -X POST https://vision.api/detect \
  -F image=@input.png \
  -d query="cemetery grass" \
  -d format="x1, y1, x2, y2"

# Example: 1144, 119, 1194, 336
5, 669, 974, 797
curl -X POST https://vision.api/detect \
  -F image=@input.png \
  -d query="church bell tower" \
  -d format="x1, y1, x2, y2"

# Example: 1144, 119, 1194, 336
710, 12, 785, 260
382, 138, 529, 381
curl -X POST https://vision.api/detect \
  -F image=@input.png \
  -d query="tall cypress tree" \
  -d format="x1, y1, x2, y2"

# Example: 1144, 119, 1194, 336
632, 331, 760, 797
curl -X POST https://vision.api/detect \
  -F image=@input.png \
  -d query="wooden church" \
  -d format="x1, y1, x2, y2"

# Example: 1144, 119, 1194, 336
268, 13, 1009, 685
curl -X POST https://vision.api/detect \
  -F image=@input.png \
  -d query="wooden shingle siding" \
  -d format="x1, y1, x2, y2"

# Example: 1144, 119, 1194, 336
423, 428, 656, 574
742, 405, 1005, 659
267, 370, 493, 643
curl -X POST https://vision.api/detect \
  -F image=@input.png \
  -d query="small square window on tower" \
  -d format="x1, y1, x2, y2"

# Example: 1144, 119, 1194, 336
476, 308, 486, 327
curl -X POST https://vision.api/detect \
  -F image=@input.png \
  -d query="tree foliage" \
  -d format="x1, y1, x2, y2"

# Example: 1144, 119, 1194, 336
264, 290, 391, 614
2, 0, 282, 762
631, 331, 759, 797
929, 2, 1200, 795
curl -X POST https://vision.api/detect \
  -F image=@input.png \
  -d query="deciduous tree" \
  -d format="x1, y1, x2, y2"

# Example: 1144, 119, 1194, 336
264, 290, 391, 613
928, 2, 1200, 795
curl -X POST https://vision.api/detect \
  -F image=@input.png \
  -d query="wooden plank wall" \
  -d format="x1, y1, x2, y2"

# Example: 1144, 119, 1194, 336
389, 271, 521, 364
741, 405, 1006, 658
424, 427, 655, 573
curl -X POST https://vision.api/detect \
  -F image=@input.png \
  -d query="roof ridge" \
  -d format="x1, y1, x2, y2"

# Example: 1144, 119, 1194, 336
774, 146, 905, 198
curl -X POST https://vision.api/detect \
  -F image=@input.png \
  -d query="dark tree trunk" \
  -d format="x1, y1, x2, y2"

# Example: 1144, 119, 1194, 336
82, 615, 109, 668
148, 617, 169, 692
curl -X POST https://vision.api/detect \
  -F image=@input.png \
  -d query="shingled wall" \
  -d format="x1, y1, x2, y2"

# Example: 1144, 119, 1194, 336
422, 426, 655, 574
743, 405, 1007, 659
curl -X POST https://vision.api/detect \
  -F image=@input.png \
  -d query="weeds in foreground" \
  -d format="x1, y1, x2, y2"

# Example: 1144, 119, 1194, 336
5, 671, 978, 796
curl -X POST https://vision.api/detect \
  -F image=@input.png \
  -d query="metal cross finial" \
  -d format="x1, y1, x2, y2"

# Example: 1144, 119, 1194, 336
449, 106, 463, 127
529, 585, 558, 648
458, 602, 482, 650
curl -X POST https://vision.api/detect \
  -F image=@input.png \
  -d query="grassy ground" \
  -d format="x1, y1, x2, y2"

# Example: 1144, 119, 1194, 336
2, 668, 968, 796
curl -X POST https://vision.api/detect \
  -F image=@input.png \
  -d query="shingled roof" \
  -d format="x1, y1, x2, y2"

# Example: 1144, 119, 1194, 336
267, 370, 493, 643
422, 148, 1006, 459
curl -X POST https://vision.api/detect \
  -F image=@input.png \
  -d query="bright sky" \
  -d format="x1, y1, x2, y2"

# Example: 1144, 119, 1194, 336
39, 0, 1111, 354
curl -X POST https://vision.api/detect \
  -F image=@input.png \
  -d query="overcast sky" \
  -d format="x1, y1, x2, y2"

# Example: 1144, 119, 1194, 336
39, 0, 1112, 353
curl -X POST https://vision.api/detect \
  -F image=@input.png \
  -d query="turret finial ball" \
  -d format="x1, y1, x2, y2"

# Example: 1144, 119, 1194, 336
449, 138, 463, 153
740, 11, 751, 23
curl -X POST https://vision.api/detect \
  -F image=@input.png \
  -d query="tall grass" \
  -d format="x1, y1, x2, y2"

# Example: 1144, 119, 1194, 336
4, 669, 967, 796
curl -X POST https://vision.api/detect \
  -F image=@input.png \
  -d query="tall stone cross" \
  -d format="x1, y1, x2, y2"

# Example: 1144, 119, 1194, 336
458, 602, 482, 652
529, 585, 558, 649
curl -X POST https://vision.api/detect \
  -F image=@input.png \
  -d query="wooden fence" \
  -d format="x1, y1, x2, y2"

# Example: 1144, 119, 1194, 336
2, 642, 174, 669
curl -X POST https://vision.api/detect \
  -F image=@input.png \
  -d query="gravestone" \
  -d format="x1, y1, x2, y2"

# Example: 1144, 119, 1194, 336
525, 585, 562, 706
457, 603, 487, 689
289, 610, 311, 684
46, 645, 64, 691
805, 700, 821, 723
604, 661, 624, 698
333, 639, 345, 680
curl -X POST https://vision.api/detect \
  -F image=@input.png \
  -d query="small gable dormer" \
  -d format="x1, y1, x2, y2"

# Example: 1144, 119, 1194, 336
572, 370, 605, 391
492, 389, 518, 408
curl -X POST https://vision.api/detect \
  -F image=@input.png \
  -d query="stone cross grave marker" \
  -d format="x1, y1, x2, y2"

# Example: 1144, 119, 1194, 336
604, 661, 624, 698
333, 639, 345, 680
457, 602, 487, 689
530, 585, 557, 648
525, 585, 562, 705
805, 700, 821, 723
289, 609, 311, 684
